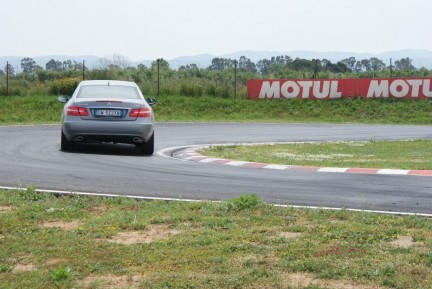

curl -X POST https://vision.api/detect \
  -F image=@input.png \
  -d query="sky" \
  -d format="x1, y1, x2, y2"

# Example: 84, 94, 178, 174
1, 0, 432, 61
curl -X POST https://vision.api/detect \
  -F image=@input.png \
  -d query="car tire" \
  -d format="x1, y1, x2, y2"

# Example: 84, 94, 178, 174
61, 130, 73, 151
138, 132, 154, 155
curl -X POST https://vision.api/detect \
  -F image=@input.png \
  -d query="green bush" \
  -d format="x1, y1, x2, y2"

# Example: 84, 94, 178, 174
49, 266, 73, 282
36, 70, 81, 82
180, 83, 204, 97
205, 83, 217, 96
48, 77, 80, 95
227, 194, 260, 211
216, 85, 232, 99
0, 86, 24, 96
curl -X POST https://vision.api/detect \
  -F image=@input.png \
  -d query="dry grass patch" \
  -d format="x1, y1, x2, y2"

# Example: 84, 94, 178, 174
45, 258, 68, 266
104, 224, 183, 245
12, 263, 37, 274
278, 232, 303, 239
391, 235, 416, 248
390, 235, 428, 251
40, 220, 79, 230
81, 274, 142, 289
0, 206, 13, 213
283, 272, 383, 289
86, 205, 111, 215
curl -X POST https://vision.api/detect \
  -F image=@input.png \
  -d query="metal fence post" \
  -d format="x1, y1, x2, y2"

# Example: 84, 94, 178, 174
390, 58, 393, 78
82, 60, 85, 80
157, 59, 160, 97
313, 59, 318, 79
234, 59, 237, 98
6, 61, 9, 96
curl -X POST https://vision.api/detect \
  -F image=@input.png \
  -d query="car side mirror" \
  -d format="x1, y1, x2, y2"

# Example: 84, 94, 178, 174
146, 98, 157, 106
58, 95, 69, 103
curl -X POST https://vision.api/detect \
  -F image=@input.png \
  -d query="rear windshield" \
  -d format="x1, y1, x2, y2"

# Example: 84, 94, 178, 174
77, 85, 141, 99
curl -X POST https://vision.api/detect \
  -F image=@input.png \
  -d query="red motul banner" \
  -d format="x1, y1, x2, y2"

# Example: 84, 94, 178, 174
247, 78, 432, 100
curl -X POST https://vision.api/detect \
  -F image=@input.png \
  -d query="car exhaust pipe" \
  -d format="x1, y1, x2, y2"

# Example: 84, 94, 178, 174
133, 137, 143, 143
74, 136, 84, 142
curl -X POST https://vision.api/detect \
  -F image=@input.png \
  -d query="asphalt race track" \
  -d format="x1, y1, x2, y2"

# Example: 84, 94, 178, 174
0, 123, 431, 214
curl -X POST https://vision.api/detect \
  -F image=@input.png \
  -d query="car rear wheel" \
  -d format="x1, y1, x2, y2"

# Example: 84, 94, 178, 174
61, 130, 73, 151
138, 132, 154, 155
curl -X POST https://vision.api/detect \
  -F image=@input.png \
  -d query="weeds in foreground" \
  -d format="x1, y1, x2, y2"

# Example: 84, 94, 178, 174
0, 189, 431, 288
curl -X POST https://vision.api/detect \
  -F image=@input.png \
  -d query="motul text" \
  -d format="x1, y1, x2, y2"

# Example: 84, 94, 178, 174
247, 78, 432, 99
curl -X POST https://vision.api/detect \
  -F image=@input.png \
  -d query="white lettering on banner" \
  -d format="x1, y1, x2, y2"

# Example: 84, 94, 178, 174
367, 79, 432, 98
259, 81, 280, 99
406, 79, 422, 97
367, 80, 389, 97
313, 81, 330, 99
423, 79, 432, 97
281, 81, 300, 98
390, 80, 409, 98
259, 80, 342, 99
330, 81, 342, 98
298, 81, 313, 98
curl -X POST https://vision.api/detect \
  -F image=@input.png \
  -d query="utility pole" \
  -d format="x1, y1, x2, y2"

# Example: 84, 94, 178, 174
6, 61, 9, 96
390, 58, 393, 79
234, 59, 237, 98
313, 59, 318, 79
157, 59, 160, 97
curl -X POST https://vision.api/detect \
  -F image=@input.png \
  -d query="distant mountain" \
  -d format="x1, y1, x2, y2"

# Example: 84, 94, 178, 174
167, 54, 215, 69
191, 49, 432, 69
1, 49, 432, 72
169, 49, 432, 69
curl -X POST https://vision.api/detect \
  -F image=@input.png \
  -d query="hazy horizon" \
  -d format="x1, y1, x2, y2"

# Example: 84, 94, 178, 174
2, 0, 431, 61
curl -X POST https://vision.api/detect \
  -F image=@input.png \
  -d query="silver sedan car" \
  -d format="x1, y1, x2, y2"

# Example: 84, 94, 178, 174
58, 80, 156, 155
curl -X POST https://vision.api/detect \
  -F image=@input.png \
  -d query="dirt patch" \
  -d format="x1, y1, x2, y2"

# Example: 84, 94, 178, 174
105, 225, 182, 245
81, 274, 142, 289
390, 235, 427, 251
87, 205, 111, 215
329, 218, 345, 224
40, 220, 79, 230
45, 258, 68, 266
278, 232, 303, 239
0, 206, 13, 213
12, 263, 37, 273
283, 272, 381, 289
391, 236, 415, 248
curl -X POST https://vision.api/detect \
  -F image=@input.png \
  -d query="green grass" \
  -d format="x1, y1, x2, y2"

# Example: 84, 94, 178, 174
0, 189, 431, 288
1, 95, 432, 125
155, 95, 432, 124
201, 140, 432, 170
0, 95, 63, 125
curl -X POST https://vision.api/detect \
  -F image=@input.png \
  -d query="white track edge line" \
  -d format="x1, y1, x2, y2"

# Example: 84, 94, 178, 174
1, 186, 431, 218
0, 186, 201, 203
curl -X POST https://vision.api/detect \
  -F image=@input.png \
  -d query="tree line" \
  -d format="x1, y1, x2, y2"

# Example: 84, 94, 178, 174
0, 58, 84, 76
1, 54, 430, 98
0, 55, 422, 77
206, 55, 418, 73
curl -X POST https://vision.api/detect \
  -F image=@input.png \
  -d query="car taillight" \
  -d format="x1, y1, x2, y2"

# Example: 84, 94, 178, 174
129, 108, 151, 118
66, 106, 89, 116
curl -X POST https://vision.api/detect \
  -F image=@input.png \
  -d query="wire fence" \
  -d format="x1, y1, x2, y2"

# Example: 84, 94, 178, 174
1, 56, 432, 98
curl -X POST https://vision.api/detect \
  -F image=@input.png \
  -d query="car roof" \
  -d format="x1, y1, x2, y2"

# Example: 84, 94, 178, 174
79, 80, 137, 87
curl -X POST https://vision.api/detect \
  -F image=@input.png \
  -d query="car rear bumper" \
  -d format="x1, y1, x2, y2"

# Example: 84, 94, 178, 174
62, 120, 154, 144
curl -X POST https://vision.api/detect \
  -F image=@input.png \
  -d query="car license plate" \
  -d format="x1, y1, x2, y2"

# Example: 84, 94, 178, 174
94, 109, 122, 117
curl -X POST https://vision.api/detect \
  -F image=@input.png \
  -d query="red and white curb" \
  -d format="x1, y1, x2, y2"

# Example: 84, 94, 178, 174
159, 145, 432, 177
